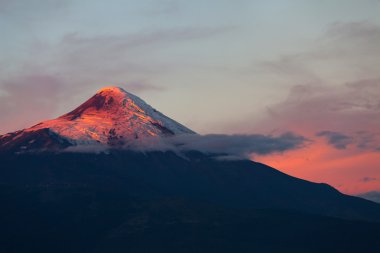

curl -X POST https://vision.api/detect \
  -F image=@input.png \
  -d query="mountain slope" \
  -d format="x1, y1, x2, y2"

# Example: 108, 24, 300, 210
1, 151, 380, 253
1, 151, 380, 222
0, 86, 194, 152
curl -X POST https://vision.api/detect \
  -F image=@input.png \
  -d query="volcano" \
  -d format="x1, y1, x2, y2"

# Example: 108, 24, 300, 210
0, 86, 194, 152
1, 86, 380, 253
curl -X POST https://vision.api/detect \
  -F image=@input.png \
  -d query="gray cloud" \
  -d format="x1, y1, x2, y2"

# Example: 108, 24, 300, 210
45, 25, 227, 59
361, 177, 378, 183
310, 21, 380, 78
113, 132, 308, 159
61, 26, 233, 52
62, 132, 308, 158
118, 81, 165, 93
144, 0, 181, 16
316, 131, 353, 150
247, 79, 380, 146
0, 25, 233, 134
314, 130, 380, 151
246, 22, 380, 141
256, 21, 380, 85
64, 144, 109, 154
170, 132, 308, 156
356, 131, 380, 151
325, 21, 380, 46
257, 54, 321, 85
52, 26, 234, 86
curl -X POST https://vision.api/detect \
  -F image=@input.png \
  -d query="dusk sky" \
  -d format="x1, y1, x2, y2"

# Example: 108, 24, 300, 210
1, 0, 379, 195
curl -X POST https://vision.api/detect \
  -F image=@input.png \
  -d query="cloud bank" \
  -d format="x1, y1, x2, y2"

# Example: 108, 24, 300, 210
63, 132, 307, 159
168, 133, 307, 157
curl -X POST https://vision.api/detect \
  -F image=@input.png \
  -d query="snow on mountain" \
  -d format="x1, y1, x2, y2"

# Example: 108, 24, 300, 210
0, 86, 195, 151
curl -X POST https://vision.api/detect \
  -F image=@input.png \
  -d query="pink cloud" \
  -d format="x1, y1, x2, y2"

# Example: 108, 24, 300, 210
247, 80, 380, 195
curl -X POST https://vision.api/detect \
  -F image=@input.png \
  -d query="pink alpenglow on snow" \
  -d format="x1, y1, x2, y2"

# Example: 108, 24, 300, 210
0, 87, 195, 149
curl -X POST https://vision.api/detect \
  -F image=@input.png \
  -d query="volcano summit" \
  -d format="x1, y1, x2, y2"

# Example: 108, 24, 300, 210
0, 86, 194, 152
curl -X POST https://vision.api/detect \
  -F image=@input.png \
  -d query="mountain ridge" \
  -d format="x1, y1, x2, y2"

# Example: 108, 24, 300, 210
0, 86, 195, 153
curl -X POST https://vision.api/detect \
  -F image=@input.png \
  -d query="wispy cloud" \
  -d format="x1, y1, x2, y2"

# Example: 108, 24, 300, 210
123, 81, 165, 93
316, 131, 353, 150
256, 21, 380, 88
144, 0, 181, 16
61, 26, 234, 51
361, 177, 378, 183
250, 79, 380, 136
0, 25, 233, 134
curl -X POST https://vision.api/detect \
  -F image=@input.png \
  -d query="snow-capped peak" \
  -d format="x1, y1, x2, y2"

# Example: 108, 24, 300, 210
0, 86, 195, 150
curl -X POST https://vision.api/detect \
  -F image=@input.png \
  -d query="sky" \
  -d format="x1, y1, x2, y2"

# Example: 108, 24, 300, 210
0, 0, 379, 195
